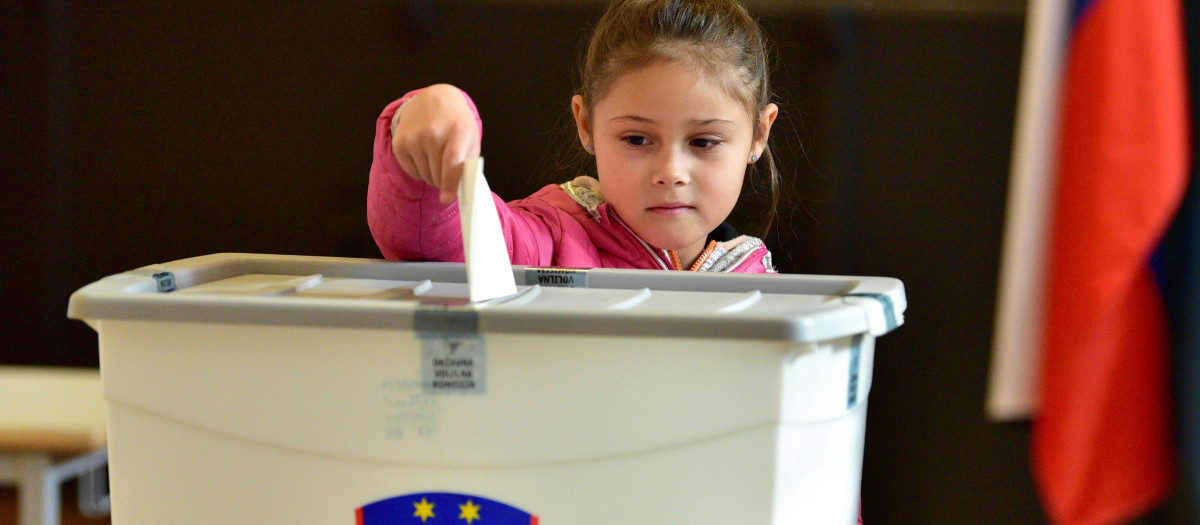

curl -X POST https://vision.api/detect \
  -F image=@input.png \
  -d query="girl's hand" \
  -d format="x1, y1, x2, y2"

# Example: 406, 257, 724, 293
390, 84, 481, 204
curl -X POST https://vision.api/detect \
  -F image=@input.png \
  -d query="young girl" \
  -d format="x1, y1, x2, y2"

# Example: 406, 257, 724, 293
371, 7, 867, 521
369, 0, 782, 273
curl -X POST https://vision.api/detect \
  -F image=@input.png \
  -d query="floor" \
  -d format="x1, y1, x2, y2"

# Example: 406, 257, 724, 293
0, 483, 110, 525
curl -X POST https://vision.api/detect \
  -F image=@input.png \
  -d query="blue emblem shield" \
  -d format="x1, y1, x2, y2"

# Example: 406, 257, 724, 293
357, 492, 538, 525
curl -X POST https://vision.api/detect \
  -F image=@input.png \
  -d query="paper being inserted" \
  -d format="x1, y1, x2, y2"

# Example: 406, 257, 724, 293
458, 157, 518, 303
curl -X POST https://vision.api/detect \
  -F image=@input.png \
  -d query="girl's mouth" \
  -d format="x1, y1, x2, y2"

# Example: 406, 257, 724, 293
648, 203, 693, 216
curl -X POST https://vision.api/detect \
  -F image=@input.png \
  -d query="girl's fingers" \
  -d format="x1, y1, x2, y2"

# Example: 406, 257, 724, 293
393, 149, 418, 183
394, 129, 440, 189
421, 148, 443, 194
438, 124, 479, 204
437, 156, 462, 205
408, 147, 431, 187
393, 134, 431, 187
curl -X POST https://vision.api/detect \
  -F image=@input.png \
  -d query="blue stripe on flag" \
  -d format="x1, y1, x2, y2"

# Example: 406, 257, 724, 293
1153, 0, 1200, 513
1072, 0, 1099, 23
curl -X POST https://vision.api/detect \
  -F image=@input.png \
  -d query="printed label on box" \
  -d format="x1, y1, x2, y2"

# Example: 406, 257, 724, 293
421, 335, 486, 395
847, 334, 863, 409
526, 267, 588, 288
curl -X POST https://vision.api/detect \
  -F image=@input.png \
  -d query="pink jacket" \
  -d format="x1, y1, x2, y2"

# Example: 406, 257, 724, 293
368, 89, 776, 273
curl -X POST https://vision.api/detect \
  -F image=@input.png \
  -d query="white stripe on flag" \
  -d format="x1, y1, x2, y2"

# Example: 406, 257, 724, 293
986, 0, 1071, 421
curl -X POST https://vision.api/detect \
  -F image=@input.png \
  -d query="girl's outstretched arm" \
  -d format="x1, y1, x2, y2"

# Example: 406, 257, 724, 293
368, 86, 483, 262
368, 86, 574, 265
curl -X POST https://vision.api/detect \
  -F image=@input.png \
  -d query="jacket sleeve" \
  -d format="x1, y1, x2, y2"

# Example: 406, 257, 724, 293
366, 87, 563, 265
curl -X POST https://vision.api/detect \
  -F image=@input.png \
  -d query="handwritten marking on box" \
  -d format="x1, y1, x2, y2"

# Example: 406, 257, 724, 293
382, 379, 440, 439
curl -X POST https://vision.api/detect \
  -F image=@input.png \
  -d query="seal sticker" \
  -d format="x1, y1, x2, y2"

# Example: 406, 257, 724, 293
152, 271, 177, 293
421, 335, 486, 395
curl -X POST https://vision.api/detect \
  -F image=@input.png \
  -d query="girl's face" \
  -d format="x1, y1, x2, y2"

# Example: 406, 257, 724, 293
573, 60, 777, 268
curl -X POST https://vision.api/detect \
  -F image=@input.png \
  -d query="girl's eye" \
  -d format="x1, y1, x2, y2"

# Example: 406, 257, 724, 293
690, 138, 722, 149
622, 135, 649, 147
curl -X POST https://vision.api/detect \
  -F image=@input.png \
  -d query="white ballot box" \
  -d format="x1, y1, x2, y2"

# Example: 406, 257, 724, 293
67, 253, 905, 525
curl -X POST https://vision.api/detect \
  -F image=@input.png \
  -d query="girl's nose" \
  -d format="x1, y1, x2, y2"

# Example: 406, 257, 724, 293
652, 150, 690, 186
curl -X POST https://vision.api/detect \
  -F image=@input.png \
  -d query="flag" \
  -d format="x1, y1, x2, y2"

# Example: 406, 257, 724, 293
358, 492, 539, 525
1033, 0, 1189, 524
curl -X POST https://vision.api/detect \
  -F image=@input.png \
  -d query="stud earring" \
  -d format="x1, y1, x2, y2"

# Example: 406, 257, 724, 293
586, 144, 594, 154
750, 153, 759, 163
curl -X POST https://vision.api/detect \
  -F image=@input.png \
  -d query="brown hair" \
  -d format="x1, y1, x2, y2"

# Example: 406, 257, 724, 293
576, 0, 783, 237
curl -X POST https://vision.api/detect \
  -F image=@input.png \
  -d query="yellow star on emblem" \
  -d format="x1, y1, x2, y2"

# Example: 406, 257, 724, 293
459, 499, 482, 523
412, 497, 436, 522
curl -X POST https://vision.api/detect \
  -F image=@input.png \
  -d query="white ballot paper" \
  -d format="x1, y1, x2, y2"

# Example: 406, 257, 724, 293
458, 157, 518, 303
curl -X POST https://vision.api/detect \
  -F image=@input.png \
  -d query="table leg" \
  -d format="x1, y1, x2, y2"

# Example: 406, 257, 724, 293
16, 454, 58, 525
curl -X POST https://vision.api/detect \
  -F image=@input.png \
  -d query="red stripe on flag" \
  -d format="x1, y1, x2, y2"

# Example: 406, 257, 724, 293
1034, 0, 1189, 522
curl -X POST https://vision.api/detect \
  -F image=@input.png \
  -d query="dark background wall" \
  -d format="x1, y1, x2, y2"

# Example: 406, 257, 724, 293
3, 2, 1188, 523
